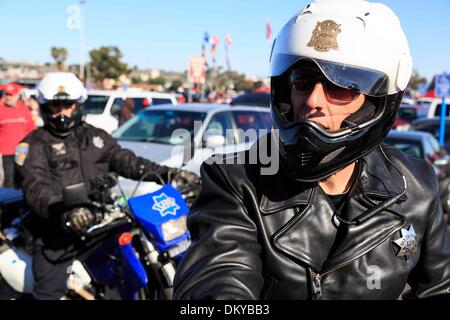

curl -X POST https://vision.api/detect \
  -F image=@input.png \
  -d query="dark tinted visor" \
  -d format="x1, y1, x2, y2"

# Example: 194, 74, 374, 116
270, 54, 390, 97
40, 100, 77, 114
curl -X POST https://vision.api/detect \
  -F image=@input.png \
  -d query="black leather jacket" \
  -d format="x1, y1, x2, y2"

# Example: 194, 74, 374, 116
173, 134, 450, 300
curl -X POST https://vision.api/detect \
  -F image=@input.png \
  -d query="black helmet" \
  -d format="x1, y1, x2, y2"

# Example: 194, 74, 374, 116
269, 0, 412, 182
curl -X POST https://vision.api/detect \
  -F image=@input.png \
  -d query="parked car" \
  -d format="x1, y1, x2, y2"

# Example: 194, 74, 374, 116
424, 98, 450, 118
409, 118, 450, 154
84, 89, 178, 134
392, 103, 428, 130
230, 92, 270, 108
19, 88, 37, 100
401, 97, 415, 105
112, 103, 272, 176
415, 97, 439, 110
384, 130, 450, 214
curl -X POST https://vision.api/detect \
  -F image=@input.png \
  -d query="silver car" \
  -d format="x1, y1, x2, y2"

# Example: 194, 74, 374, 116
111, 103, 271, 197
384, 130, 450, 215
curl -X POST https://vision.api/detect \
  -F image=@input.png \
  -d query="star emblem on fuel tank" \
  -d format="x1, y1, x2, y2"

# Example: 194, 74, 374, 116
152, 193, 180, 217
393, 225, 418, 260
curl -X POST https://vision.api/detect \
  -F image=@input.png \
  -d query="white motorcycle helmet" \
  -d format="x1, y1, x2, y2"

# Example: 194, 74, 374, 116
37, 72, 87, 136
269, 0, 412, 182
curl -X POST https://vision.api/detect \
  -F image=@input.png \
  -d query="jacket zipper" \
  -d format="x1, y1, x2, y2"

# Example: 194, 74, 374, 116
307, 197, 409, 300
310, 219, 407, 299
79, 144, 86, 182
77, 132, 87, 184
311, 259, 357, 300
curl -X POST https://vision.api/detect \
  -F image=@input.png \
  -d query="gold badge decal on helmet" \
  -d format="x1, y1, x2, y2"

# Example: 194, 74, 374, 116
57, 86, 66, 93
307, 20, 341, 52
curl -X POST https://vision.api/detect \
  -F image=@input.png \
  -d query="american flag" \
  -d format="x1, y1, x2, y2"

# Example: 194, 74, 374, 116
266, 19, 272, 40
211, 35, 221, 46
203, 31, 210, 44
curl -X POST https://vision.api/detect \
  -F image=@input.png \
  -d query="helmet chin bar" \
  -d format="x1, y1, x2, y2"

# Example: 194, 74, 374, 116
271, 92, 402, 182
276, 99, 382, 138
42, 103, 84, 137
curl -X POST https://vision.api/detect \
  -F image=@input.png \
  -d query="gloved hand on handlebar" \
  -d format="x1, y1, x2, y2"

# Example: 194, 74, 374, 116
168, 168, 201, 207
61, 207, 97, 233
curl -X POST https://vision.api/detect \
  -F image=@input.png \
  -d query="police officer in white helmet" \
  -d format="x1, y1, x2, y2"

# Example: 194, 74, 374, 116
14, 72, 199, 300
174, 0, 450, 299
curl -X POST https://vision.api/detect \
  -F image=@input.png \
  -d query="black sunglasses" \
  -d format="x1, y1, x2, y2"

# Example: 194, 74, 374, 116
41, 100, 77, 114
289, 69, 361, 105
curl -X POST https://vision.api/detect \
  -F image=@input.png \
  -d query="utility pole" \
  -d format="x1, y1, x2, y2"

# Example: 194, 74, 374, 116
79, 0, 85, 81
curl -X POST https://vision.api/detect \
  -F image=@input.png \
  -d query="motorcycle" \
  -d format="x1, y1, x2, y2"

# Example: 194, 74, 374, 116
0, 187, 34, 298
0, 172, 193, 300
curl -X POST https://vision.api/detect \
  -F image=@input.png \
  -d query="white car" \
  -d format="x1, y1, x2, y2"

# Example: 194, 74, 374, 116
424, 97, 450, 118
84, 89, 177, 134
415, 97, 440, 108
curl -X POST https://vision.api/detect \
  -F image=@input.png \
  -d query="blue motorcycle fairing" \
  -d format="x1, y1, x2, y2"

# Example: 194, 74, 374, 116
82, 230, 128, 287
82, 228, 148, 299
156, 232, 191, 253
127, 184, 190, 247
0, 188, 24, 205
118, 240, 149, 300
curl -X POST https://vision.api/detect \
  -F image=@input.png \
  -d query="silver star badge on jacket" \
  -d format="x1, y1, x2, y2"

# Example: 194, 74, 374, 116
93, 136, 104, 149
393, 225, 418, 260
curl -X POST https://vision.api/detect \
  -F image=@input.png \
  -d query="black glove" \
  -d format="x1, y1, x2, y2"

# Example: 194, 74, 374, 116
168, 169, 201, 206
62, 207, 96, 233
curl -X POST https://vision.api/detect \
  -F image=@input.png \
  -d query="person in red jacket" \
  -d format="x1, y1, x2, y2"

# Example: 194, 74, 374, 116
0, 83, 36, 188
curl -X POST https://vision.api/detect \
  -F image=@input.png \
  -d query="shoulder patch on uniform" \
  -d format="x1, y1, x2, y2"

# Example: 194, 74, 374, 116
15, 143, 29, 166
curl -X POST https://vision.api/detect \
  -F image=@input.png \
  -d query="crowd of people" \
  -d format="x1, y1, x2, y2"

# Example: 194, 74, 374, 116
0, 83, 36, 188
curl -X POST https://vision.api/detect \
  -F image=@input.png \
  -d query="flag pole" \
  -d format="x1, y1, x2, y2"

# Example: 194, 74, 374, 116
225, 44, 230, 71
79, 0, 85, 82
224, 34, 231, 71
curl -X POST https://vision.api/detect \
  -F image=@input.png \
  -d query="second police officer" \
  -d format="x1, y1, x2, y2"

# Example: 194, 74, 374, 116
15, 72, 199, 300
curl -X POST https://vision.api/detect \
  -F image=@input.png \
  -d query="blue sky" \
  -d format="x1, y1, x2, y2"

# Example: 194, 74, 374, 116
0, 0, 449, 82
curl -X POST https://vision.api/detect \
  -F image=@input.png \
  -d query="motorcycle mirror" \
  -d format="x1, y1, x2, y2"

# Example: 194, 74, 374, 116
63, 182, 91, 207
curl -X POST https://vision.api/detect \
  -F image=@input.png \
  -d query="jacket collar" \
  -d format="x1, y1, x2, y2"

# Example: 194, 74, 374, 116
259, 184, 312, 215
357, 145, 407, 201
260, 146, 407, 272
259, 146, 406, 214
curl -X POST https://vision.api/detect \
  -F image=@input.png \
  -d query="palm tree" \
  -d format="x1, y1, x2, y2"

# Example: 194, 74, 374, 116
51, 47, 68, 71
